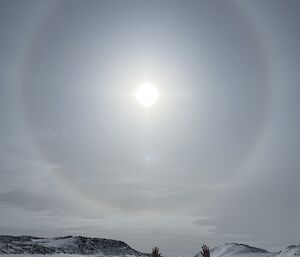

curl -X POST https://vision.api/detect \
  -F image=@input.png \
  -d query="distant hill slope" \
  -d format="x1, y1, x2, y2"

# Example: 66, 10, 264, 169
0, 235, 149, 256
276, 245, 300, 257
198, 243, 300, 257
210, 243, 270, 256
0, 236, 299, 257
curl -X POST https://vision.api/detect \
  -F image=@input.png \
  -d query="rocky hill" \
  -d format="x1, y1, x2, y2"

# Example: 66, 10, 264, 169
0, 235, 149, 256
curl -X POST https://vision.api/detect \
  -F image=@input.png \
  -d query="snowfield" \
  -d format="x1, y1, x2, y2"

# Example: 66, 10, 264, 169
0, 254, 147, 257
209, 243, 300, 257
0, 236, 299, 257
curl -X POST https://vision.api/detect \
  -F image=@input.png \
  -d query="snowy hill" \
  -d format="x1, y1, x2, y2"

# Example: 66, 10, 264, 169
0, 236, 299, 257
210, 243, 270, 256
276, 245, 300, 257
209, 243, 300, 257
0, 236, 148, 256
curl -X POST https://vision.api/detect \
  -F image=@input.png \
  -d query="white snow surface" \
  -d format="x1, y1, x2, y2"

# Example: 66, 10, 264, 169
210, 243, 271, 257
32, 238, 77, 248
0, 237, 300, 257
197, 243, 300, 257
0, 255, 138, 257
0, 236, 147, 256
277, 245, 300, 257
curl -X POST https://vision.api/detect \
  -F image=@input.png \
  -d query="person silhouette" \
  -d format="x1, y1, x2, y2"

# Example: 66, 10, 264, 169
152, 247, 161, 257
151, 245, 210, 257
200, 245, 210, 257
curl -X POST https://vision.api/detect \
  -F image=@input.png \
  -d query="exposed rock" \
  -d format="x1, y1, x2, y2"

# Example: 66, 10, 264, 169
0, 235, 149, 256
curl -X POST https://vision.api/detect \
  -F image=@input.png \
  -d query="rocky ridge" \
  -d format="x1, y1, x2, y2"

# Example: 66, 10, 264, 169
0, 235, 149, 256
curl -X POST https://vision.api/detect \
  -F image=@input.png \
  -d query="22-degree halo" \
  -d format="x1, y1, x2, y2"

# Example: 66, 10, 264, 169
135, 82, 159, 107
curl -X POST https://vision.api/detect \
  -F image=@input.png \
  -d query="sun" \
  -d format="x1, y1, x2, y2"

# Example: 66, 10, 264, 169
135, 82, 159, 107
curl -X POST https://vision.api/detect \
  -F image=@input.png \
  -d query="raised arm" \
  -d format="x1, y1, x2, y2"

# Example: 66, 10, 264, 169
152, 247, 161, 257
200, 245, 210, 257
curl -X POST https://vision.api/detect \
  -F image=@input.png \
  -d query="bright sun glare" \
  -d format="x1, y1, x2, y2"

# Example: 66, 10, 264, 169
135, 82, 159, 107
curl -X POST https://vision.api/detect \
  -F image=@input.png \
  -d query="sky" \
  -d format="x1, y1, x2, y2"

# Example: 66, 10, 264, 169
0, 0, 300, 256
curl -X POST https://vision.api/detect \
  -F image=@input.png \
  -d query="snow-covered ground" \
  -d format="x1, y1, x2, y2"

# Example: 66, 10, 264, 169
0, 236, 299, 257
31, 238, 77, 248
1, 254, 147, 257
0, 236, 147, 256
209, 243, 300, 257
0, 255, 91, 257
276, 245, 300, 257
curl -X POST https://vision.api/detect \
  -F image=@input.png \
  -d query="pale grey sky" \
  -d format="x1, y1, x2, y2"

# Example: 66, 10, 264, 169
0, 1, 300, 256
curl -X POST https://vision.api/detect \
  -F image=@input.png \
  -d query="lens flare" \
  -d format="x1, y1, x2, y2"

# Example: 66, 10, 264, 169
135, 82, 159, 107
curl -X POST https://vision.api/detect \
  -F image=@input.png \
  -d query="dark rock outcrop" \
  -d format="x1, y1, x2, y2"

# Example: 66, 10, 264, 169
0, 235, 149, 256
